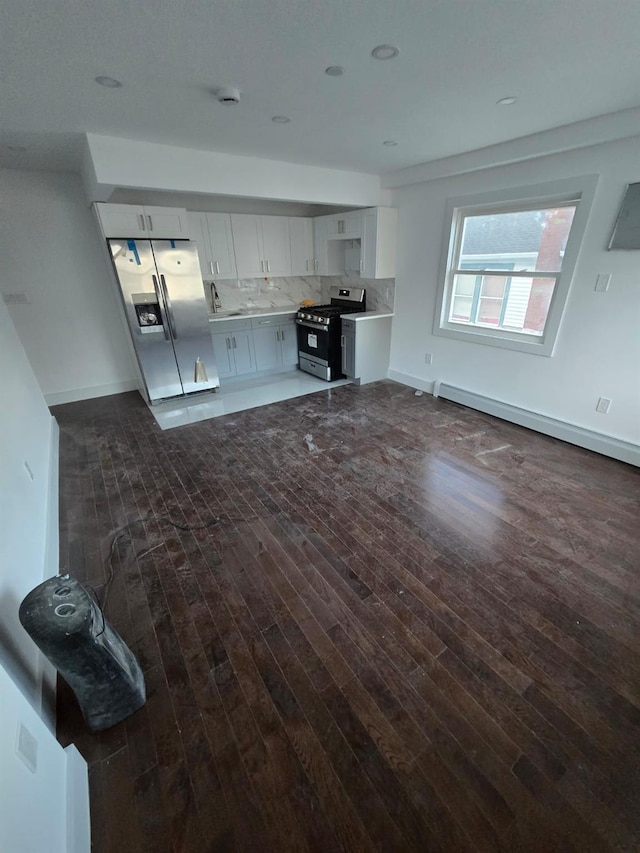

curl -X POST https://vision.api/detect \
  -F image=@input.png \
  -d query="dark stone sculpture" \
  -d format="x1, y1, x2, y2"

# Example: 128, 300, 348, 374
19, 574, 146, 731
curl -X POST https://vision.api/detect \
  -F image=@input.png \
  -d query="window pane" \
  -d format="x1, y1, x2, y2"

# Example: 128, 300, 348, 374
480, 275, 506, 298
451, 294, 472, 322
477, 297, 502, 325
460, 205, 576, 272
453, 274, 476, 296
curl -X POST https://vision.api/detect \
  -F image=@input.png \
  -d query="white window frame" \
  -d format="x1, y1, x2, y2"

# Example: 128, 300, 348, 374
433, 175, 599, 356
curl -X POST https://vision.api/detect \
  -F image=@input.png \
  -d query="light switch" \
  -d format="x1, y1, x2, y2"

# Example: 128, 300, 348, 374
595, 274, 611, 292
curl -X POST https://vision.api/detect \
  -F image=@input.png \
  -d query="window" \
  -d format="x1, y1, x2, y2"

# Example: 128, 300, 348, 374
434, 177, 597, 356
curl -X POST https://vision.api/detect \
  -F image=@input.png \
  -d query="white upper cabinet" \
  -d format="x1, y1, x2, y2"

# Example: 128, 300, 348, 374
260, 216, 292, 277
313, 216, 344, 276
188, 212, 237, 280
230, 214, 263, 277
326, 211, 363, 240
312, 207, 397, 278
288, 217, 314, 276
361, 207, 397, 279
95, 203, 189, 239
231, 214, 292, 278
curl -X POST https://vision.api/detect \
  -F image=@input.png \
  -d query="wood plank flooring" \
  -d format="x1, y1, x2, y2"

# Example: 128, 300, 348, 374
52, 381, 640, 852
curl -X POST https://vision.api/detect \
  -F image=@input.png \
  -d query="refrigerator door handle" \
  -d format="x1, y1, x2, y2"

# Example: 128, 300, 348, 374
139, 214, 146, 231
151, 275, 170, 340
159, 274, 178, 339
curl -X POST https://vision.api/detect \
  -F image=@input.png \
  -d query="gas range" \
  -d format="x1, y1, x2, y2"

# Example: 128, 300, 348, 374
296, 286, 366, 381
296, 287, 366, 326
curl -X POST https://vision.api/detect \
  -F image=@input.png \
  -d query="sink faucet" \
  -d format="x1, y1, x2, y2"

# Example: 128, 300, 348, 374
210, 281, 222, 313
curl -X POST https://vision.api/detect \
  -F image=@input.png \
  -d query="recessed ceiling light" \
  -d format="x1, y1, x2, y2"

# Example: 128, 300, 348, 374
497, 96, 517, 106
271, 115, 291, 124
371, 44, 399, 60
383, 140, 398, 147
95, 76, 123, 88
325, 66, 345, 77
7, 145, 27, 152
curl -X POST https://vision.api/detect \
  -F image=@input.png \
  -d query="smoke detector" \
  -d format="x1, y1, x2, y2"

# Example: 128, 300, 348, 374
215, 87, 241, 104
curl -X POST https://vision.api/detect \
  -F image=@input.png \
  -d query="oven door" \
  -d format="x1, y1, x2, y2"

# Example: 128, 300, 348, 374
296, 318, 331, 363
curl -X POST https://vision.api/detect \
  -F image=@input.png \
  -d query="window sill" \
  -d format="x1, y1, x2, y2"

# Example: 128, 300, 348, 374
433, 322, 554, 356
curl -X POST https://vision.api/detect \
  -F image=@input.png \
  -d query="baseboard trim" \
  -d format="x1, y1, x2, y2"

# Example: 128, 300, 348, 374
437, 382, 639, 467
387, 371, 639, 467
44, 379, 138, 406
387, 369, 435, 395
65, 744, 90, 853
37, 415, 61, 728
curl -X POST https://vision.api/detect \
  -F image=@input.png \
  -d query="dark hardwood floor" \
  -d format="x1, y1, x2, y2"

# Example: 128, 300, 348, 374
52, 380, 640, 852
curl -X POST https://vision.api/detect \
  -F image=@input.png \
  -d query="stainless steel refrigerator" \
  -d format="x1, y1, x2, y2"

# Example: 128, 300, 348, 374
108, 238, 219, 403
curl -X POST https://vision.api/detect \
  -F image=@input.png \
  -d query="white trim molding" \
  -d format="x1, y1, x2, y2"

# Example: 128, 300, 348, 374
432, 175, 599, 357
436, 383, 640, 467
44, 379, 138, 407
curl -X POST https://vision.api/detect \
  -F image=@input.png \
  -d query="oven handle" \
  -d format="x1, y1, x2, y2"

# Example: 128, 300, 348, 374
296, 318, 329, 331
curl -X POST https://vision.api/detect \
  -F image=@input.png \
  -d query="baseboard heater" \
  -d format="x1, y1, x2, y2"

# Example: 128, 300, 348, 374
432, 382, 639, 468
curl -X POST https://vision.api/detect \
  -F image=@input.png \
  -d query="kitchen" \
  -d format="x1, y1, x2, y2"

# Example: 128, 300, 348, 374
2, 2, 640, 852
94, 197, 396, 427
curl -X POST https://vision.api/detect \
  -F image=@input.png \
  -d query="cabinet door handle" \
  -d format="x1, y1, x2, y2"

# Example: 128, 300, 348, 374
305, 259, 309, 272
261, 260, 265, 273
210, 261, 215, 275
341, 335, 345, 348
139, 214, 146, 231
266, 260, 271, 273
276, 329, 280, 342
232, 337, 237, 349
215, 261, 220, 275
359, 259, 364, 272
226, 337, 231, 350
314, 259, 319, 271
147, 215, 153, 231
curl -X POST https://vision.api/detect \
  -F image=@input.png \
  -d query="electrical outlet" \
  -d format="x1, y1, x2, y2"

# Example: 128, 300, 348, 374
595, 274, 611, 292
596, 397, 612, 414
16, 723, 38, 773
424, 353, 433, 365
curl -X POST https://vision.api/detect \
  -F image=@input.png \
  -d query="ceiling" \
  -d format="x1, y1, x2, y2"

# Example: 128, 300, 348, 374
3, 0, 640, 176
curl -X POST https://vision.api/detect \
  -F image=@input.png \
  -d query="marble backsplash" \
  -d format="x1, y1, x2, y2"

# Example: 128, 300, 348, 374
207, 275, 395, 313
321, 276, 395, 313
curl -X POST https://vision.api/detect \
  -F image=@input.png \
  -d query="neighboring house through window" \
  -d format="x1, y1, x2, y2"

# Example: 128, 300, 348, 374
433, 177, 598, 356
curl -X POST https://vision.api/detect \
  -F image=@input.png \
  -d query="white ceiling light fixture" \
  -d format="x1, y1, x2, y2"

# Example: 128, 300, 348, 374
497, 96, 517, 106
95, 76, 123, 88
325, 66, 345, 77
383, 140, 398, 147
371, 44, 399, 60
271, 115, 291, 123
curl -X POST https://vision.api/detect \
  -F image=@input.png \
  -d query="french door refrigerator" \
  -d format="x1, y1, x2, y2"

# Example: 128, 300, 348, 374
108, 238, 219, 402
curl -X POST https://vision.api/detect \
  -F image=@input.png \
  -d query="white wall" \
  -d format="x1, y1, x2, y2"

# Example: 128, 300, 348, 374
0, 661, 89, 853
0, 169, 137, 403
0, 298, 89, 852
389, 135, 640, 446
0, 295, 58, 708
85, 133, 382, 207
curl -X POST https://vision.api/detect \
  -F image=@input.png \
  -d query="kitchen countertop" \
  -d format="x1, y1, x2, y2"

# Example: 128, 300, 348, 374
340, 310, 394, 321
209, 306, 299, 323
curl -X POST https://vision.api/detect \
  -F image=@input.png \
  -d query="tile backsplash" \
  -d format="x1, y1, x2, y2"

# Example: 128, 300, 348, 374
321, 276, 395, 313
206, 275, 395, 313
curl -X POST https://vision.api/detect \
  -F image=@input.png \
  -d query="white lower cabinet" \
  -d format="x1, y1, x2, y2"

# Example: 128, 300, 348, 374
251, 316, 298, 371
341, 315, 392, 385
210, 320, 256, 379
